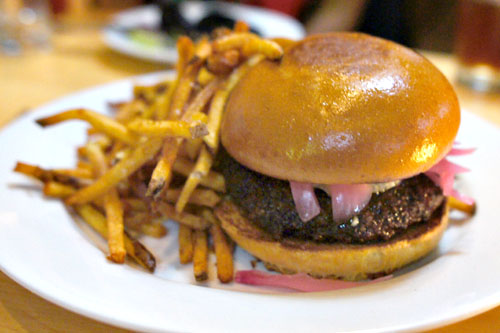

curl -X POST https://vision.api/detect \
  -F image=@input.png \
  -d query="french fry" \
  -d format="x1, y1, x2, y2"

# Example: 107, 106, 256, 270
43, 181, 76, 198
188, 110, 208, 125
145, 80, 175, 120
193, 229, 209, 281
52, 167, 94, 179
203, 90, 227, 151
76, 204, 108, 236
124, 211, 151, 230
141, 103, 156, 120
234, 20, 250, 33
166, 36, 198, 121
202, 208, 234, 249
127, 118, 207, 139
194, 36, 212, 61
76, 160, 92, 171
140, 220, 168, 238
172, 157, 226, 192
125, 230, 157, 272
153, 202, 210, 230
122, 198, 148, 211
14, 162, 55, 182
86, 143, 126, 263
36, 109, 137, 145
183, 78, 221, 121
132, 80, 172, 120
108, 145, 131, 166
104, 192, 126, 263
146, 137, 182, 198
241, 37, 284, 59
448, 196, 476, 215
151, 143, 205, 198
156, 79, 178, 120
213, 33, 283, 60
197, 67, 215, 86
175, 146, 213, 212
201, 209, 221, 226
188, 119, 209, 139
91, 133, 113, 149
43, 181, 104, 207
213, 32, 252, 51
207, 49, 240, 74
271, 37, 296, 50
166, 188, 220, 208
66, 137, 163, 205
14, 162, 91, 187
169, 63, 201, 120
176, 36, 195, 77
75, 204, 156, 272
148, 62, 203, 197
133, 81, 170, 103
203, 55, 264, 150
115, 99, 148, 123
210, 223, 234, 283
178, 224, 194, 264
183, 138, 203, 160
87, 127, 99, 136
148, 75, 218, 198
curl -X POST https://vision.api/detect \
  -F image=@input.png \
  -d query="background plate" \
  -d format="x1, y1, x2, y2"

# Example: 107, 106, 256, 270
0, 73, 499, 332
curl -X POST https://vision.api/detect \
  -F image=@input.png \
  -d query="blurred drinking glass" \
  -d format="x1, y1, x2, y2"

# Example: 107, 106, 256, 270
455, 0, 500, 92
0, 0, 51, 55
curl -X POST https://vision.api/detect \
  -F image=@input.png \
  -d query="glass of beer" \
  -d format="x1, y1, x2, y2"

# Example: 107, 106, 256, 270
455, 0, 500, 92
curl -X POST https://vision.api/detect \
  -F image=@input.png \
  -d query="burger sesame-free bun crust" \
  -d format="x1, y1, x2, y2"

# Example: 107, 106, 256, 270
215, 200, 449, 281
222, 33, 460, 184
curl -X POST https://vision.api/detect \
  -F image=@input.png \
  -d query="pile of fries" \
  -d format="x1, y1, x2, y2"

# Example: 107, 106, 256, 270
14, 22, 284, 283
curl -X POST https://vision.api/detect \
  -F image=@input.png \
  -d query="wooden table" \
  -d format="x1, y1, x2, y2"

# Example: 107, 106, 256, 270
1, 29, 499, 333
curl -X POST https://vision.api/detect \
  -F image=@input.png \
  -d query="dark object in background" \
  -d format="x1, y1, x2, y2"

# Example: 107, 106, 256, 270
157, 0, 260, 38
300, 0, 456, 52
356, 0, 457, 52
158, 0, 192, 36
357, 0, 410, 46
196, 12, 238, 33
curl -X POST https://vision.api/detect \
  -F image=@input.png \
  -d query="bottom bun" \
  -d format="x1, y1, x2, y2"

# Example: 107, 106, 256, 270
215, 199, 449, 281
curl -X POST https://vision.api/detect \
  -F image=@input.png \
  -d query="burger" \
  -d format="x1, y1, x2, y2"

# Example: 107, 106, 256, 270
213, 33, 460, 281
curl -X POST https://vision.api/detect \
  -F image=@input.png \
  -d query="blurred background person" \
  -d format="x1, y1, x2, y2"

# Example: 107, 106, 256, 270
303, 0, 457, 52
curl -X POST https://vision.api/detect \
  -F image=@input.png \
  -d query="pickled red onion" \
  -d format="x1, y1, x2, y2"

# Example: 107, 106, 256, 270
235, 270, 392, 292
448, 147, 476, 156
328, 184, 372, 221
424, 144, 475, 205
290, 181, 321, 222
289, 143, 475, 222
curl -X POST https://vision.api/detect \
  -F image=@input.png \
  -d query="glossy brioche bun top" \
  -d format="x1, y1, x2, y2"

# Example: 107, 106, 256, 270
221, 33, 460, 184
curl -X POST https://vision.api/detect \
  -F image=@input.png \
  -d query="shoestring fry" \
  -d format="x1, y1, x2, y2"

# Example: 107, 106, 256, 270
14, 22, 284, 283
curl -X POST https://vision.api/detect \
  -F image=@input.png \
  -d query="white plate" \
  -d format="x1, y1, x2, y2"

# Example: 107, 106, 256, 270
102, 3, 305, 63
0, 73, 499, 333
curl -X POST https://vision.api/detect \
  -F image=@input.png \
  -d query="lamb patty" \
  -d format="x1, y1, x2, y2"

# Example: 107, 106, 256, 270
214, 148, 445, 244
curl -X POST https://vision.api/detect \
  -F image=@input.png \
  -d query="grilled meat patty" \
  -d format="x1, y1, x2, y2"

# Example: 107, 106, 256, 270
214, 148, 445, 244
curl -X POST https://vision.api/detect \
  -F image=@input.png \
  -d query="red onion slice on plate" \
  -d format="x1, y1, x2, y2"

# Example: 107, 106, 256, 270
235, 270, 392, 292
